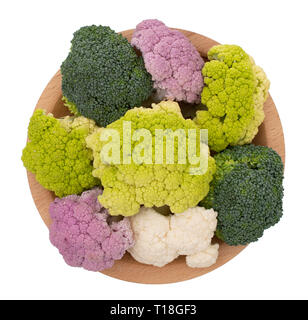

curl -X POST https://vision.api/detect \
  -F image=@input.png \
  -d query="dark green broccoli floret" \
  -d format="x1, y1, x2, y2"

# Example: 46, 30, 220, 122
200, 144, 284, 246
61, 25, 153, 127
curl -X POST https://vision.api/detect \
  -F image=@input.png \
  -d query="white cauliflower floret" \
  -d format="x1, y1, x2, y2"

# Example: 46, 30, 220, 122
167, 207, 217, 255
128, 208, 178, 267
186, 244, 219, 268
128, 207, 219, 268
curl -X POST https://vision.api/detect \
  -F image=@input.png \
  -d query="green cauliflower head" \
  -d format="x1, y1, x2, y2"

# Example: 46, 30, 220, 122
86, 101, 216, 216
194, 45, 270, 152
22, 109, 99, 197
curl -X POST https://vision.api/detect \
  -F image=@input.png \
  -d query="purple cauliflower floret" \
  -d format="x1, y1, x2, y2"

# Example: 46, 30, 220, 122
49, 188, 134, 271
131, 19, 204, 104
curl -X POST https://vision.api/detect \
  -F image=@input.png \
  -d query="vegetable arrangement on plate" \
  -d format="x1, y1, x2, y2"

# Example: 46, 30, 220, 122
22, 19, 284, 274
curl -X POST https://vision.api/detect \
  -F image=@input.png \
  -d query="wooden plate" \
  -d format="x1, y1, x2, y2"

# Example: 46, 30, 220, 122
26, 29, 285, 284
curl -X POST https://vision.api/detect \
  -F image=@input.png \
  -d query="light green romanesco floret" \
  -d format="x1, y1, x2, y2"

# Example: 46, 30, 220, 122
237, 57, 270, 145
194, 45, 270, 152
22, 109, 99, 197
62, 96, 80, 116
86, 101, 216, 216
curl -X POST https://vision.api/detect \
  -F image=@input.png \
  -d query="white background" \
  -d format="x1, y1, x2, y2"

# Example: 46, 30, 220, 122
0, 0, 307, 300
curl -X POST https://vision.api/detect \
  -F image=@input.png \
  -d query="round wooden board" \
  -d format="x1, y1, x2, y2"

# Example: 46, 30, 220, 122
26, 29, 285, 284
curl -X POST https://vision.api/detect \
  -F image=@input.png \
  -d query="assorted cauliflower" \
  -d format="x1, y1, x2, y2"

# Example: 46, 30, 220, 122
49, 188, 134, 271
194, 45, 270, 152
86, 100, 216, 216
128, 207, 219, 268
131, 19, 204, 104
22, 20, 282, 274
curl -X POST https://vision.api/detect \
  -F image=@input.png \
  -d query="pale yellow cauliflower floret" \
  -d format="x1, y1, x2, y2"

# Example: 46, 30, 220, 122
237, 57, 270, 145
186, 244, 219, 268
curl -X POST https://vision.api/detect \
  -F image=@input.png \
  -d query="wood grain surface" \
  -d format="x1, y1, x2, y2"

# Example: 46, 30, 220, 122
26, 29, 285, 284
